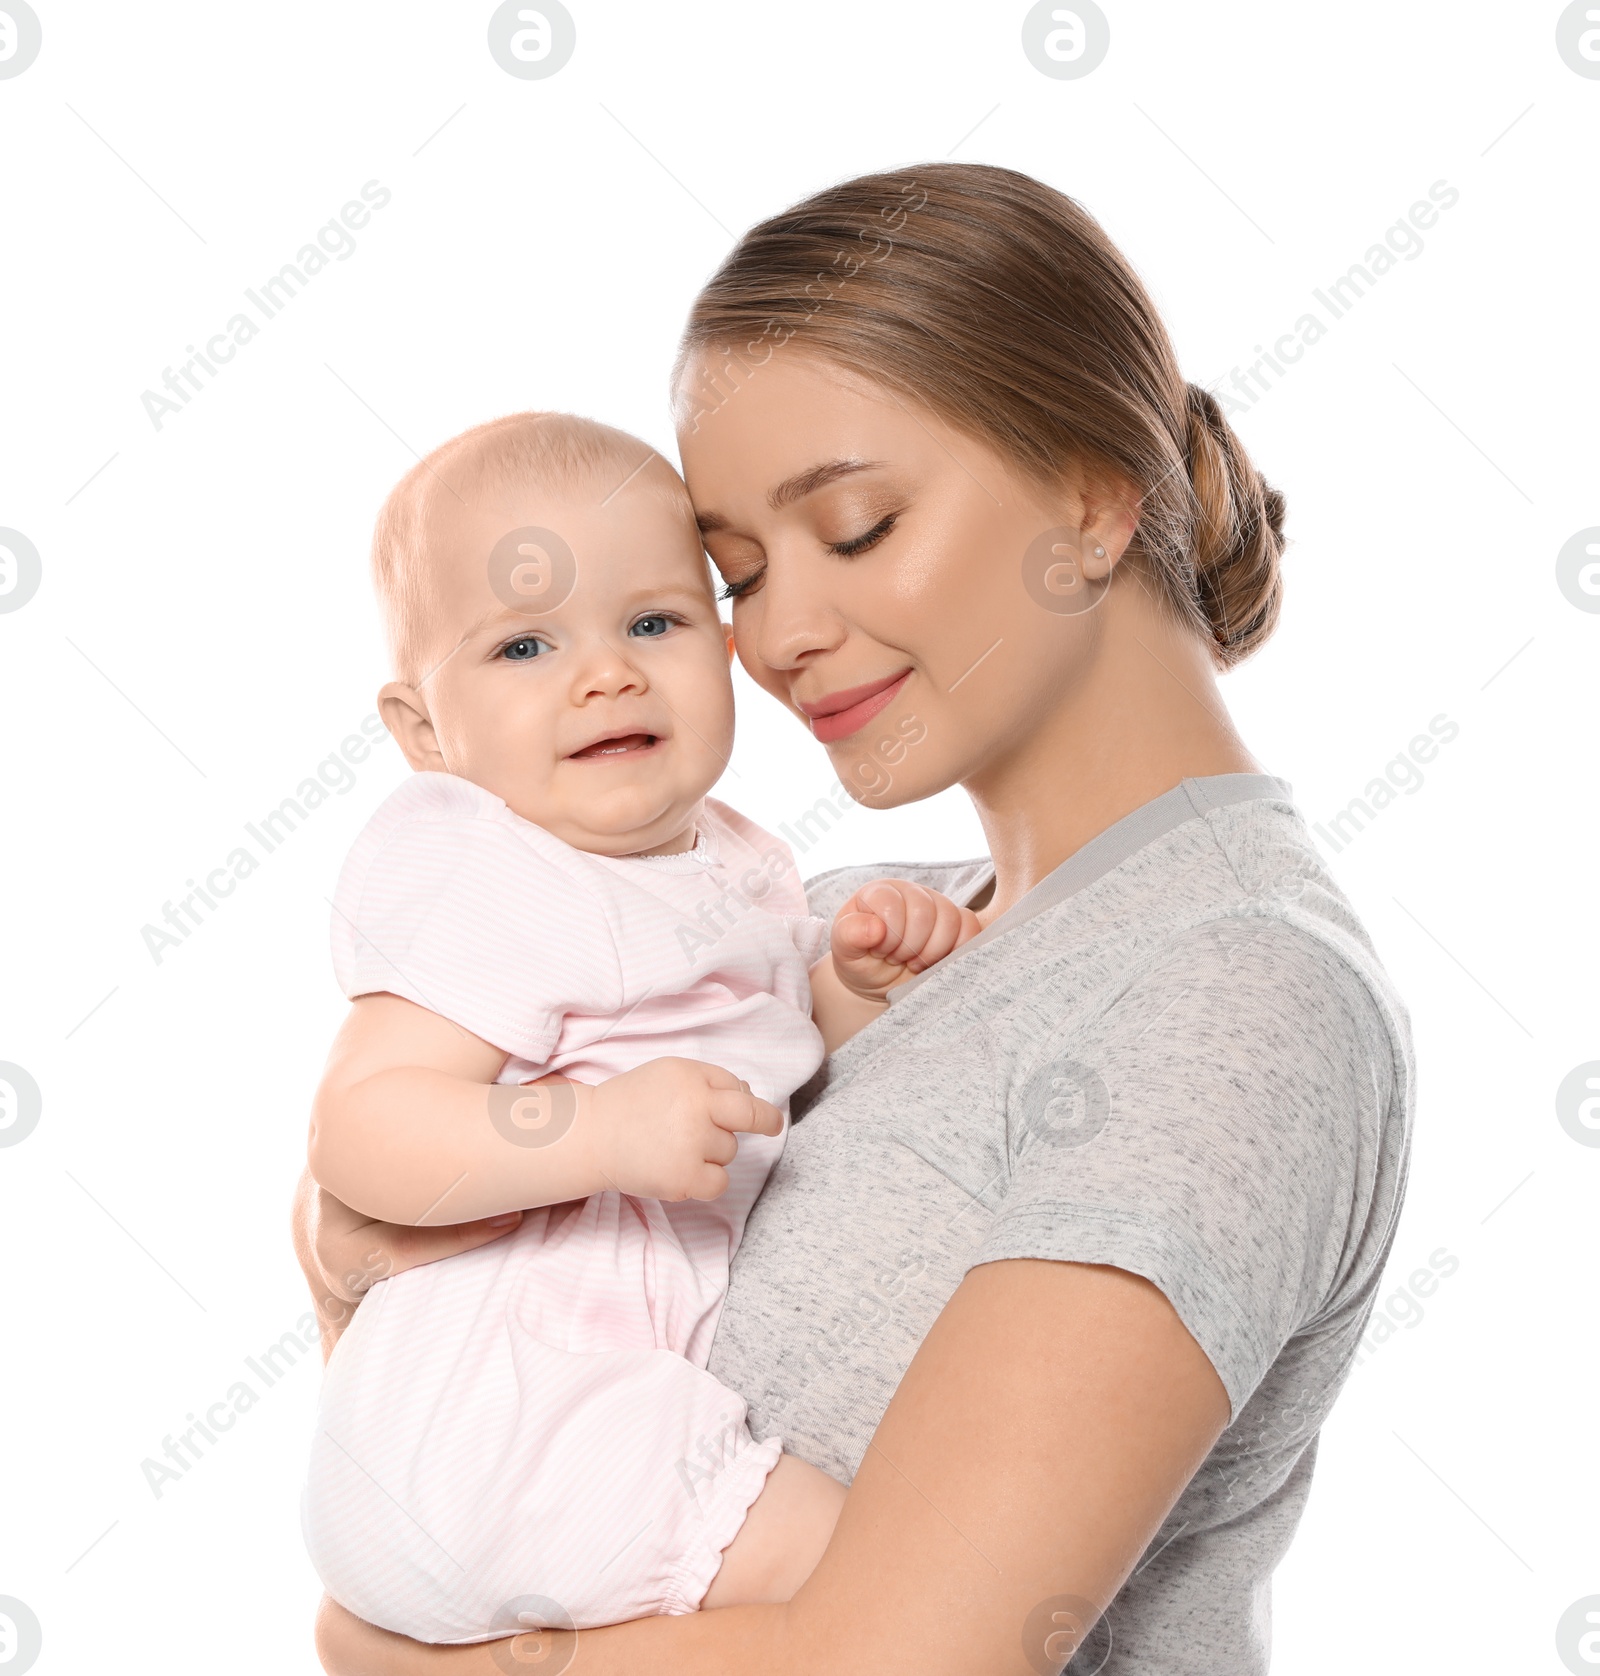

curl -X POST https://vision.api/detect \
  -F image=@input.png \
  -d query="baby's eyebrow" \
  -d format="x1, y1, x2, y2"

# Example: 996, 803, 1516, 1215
460, 583, 710, 641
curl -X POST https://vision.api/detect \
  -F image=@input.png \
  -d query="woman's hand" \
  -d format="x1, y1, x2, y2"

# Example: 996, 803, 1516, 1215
292, 1167, 523, 1358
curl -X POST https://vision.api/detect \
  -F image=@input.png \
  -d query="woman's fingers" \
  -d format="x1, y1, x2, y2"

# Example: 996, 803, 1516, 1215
310, 1182, 521, 1302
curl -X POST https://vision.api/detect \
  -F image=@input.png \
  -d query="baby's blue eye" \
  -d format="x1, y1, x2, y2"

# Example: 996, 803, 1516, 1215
501, 636, 546, 661
630, 614, 672, 638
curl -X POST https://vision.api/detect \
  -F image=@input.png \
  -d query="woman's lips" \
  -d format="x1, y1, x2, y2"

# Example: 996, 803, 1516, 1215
799, 669, 912, 744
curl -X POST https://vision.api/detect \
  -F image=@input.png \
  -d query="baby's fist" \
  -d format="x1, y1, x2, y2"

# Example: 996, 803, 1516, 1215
830, 879, 982, 1003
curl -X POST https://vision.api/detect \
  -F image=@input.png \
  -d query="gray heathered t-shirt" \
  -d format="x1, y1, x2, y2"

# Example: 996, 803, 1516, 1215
706, 774, 1414, 1675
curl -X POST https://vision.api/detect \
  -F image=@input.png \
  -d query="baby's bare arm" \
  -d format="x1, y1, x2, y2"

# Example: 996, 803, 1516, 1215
307, 994, 608, 1225
308, 994, 785, 1226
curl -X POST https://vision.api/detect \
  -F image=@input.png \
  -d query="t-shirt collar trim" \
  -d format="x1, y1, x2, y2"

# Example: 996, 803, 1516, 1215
886, 772, 1292, 1006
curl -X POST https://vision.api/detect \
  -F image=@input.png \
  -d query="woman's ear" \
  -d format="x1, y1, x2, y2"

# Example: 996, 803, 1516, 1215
1078, 467, 1142, 578
378, 682, 446, 772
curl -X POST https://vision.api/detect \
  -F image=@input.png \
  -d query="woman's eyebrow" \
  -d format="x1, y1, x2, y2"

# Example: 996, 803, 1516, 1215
693, 458, 891, 533
768, 457, 887, 510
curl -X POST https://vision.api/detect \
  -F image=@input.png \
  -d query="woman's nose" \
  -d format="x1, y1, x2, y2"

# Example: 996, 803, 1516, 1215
749, 545, 847, 674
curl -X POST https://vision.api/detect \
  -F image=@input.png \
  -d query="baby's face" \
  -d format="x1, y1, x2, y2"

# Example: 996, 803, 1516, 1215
405, 474, 734, 855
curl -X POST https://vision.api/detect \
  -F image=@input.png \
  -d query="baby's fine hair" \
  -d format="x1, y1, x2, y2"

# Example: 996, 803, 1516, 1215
371, 410, 691, 685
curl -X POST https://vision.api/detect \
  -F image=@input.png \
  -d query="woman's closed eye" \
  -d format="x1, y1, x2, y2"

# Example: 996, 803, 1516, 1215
715, 511, 903, 601
827, 510, 899, 557
718, 568, 764, 602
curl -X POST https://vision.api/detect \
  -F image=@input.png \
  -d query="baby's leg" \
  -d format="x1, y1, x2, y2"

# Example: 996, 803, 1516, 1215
700, 1452, 847, 1607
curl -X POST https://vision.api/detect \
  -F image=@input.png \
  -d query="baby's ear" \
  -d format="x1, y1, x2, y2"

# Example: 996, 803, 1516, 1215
378, 682, 446, 773
724, 625, 736, 665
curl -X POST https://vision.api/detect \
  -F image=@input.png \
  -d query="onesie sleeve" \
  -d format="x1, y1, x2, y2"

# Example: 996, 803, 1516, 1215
330, 776, 621, 1065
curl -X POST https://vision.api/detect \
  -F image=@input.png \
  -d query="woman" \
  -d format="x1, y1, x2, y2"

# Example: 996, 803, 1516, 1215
302, 163, 1412, 1674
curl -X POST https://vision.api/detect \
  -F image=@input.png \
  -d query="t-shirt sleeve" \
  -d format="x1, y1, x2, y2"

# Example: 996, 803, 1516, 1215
331, 813, 620, 1066
970, 916, 1396, 1418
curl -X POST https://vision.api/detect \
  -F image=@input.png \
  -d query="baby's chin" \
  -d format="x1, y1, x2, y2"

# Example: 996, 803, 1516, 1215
506, 786, 708, 858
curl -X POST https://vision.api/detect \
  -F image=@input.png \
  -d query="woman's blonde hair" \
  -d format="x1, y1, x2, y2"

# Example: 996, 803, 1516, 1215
677, 163, 1285, 666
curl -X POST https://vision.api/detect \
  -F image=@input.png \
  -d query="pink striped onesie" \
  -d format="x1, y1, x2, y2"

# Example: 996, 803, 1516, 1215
300, 771, 826, 1642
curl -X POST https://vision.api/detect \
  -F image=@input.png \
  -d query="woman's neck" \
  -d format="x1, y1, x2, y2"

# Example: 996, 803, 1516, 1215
963, 600, 1259, 925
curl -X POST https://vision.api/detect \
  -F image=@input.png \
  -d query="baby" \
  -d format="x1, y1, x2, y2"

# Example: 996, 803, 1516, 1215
300, 411, 980, 1643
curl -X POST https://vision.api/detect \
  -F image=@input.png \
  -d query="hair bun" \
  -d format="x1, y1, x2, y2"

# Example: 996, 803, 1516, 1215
1182, 383, 1285, 667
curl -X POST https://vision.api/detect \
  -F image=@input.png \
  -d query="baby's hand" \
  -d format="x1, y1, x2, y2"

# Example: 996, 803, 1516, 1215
585, 1057, 784, 1202
830, 879, 983, 1004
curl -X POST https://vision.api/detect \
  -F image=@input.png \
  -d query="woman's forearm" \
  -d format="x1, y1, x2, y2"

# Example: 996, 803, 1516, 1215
316, 1596, 791, 1676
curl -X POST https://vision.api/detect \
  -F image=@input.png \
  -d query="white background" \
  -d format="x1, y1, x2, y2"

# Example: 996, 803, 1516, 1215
1, 2, 1596, 1671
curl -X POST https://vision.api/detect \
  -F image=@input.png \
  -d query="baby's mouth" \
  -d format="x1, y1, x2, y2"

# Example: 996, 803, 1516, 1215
567, 731, 660, 761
